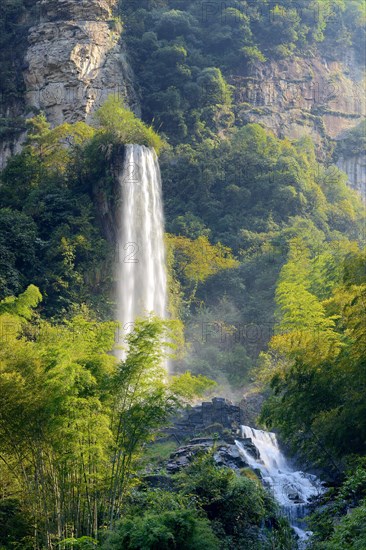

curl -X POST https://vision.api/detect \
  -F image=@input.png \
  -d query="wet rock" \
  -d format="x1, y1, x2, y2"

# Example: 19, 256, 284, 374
287, 490, 305, 504
214, 444, 249, 470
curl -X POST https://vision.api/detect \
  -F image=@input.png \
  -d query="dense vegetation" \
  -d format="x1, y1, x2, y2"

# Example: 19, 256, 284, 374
0, 0, 39, 140
120, 0, 366, 143
0, 0, 365, 548
334, 120, 366, 161
103, 453, 294, 550
162, 125, 365, 388
260, 245, 366, 465
113, 0, 366, 390
0, 285, 219, 547
0, 285, 294, 549
0, 101, 165, 317
1, 105, 362, 547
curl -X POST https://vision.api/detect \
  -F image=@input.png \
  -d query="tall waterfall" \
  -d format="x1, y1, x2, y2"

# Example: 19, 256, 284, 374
116, 144, 167, 359
236, 426, 323, 545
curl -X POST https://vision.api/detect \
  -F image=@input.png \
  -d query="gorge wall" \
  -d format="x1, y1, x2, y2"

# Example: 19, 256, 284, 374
231, 53, 365, 196
0, 0, 139, 168
24, 0, 140, 126
337, 155, 366, 199
0, 2, 364, 196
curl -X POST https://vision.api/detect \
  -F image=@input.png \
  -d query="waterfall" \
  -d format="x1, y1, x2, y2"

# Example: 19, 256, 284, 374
236, 426, 323, 545
116, 144, 167, 359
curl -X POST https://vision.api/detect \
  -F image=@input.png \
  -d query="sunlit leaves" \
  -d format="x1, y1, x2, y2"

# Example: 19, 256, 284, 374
167, 234, 238, 283
261, 247, 366, 467
94, 97, 165, 153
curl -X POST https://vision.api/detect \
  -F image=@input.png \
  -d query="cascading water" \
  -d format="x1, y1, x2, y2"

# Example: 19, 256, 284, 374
116, 144, 167, 359
236, 426, 323, 546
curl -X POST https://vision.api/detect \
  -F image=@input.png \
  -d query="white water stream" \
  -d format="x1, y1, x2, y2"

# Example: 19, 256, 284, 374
116, 144, 167, 359
115, 146, 322, 544
236, 426, 323, 545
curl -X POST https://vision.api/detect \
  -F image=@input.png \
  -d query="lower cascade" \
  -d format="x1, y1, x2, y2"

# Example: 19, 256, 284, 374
236, 426, 324, 544
116, 144, 167, 358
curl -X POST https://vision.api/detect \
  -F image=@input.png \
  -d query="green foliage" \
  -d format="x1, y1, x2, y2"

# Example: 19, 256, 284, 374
0, 103, 167, 316
104, 451, 293, 550
0, 283, 42, 318
335, 120, 366, 160
104, 509, 220, 550
319, 503, 366, 550
175, 452, 294, 548
309, 461, 366, 549
169, 371, 217, 399
94, 97, 165, 153
138, 440, 178, 470
0, 209, 38, 297
163, 125, 364, 386
0, 115, 113, 317
162, 126, 364, 253
60, 537, 99, 549
0, 499, 33, 550
0, 290, 214, 548
0, 3, 365, 547
120, 0, 364, 144
167, 234, 239, 310
259, 248, 366, 470
0, 288, 117, 547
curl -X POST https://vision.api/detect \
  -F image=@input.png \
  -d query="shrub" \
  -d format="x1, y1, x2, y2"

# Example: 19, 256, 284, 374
94, 97, 165, 154
103, 509, 220, 550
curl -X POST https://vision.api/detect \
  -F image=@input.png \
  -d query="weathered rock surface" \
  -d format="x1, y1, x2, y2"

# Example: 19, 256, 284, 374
166, 397, 246, 441
0, 137, 26, 172
337, 154, 366, 200
232, 55, 365, 147
0, 0, 139, 167
24, 0, 140, 126
230, 52, 366, 198
1, 2, 364, 203
156, 398, 264, 474
166, 439, 250, 474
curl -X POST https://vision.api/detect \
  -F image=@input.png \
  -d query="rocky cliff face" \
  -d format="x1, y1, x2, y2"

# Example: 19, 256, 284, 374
337, 154, 366, 201
0, 0, 139, 168
231, 52, 365, 197
149, 398, 256, 476
1, 3, 364, 199
233, 54, 365, 147
24, 0, 140, 126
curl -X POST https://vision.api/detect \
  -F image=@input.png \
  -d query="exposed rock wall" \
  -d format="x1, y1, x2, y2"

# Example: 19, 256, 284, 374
232, 55, 365, 150
231, 57, 366, 149
167, 397, 245, 440
146, 398, 261, 476
230, 52, 365, 198
337, 155, 366, 201
1, 2, 364, 201
0, 0, 140, 168
0, 139, 25, 171
24, 0, 140, 127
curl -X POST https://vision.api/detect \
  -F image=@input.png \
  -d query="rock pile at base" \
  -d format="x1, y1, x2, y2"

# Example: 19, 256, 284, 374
145, 398, 264, 478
